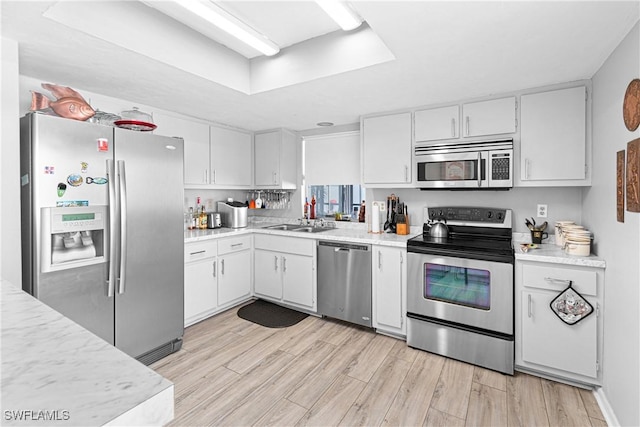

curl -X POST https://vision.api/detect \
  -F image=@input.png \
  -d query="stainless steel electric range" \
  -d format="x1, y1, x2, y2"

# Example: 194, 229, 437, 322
406, 206, 515, 374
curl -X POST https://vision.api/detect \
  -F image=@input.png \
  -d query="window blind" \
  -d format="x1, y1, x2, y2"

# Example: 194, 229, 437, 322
304, 131, 361, 185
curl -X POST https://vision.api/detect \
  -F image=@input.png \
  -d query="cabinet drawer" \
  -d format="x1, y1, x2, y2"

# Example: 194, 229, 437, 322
218, 235, 252, 255
185, 241, 217, 262
254, 234, 314, 256
522, 263, 597, 296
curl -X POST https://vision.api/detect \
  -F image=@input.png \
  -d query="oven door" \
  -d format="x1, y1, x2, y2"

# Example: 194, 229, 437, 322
415, 150, 488, 189
407, 252, 513, 335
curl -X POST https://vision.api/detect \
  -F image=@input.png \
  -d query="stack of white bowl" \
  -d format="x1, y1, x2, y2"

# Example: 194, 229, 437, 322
555, 221, 593, 256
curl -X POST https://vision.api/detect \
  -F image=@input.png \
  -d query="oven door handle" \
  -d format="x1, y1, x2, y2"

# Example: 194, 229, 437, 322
477, 152, 482, 188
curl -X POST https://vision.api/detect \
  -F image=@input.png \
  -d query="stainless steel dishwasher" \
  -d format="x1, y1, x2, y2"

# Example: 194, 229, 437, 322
317, 241, 372, 327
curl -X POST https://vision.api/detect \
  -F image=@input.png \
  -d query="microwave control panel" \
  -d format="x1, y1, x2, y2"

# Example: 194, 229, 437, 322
491, 152, 511, 181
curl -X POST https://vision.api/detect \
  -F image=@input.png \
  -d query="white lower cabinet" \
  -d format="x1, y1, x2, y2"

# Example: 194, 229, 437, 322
184, 241, 218, 327
515, 261, 603, 385
254, 250, 283, 300
217, 236, 252, 307
372, 246, 406, 336
184, 236, 252, 327
253, 234, 316, 312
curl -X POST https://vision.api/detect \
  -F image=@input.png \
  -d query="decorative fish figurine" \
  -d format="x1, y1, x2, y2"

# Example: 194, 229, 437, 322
30, 83, 95, 121
85, 177, 108, 185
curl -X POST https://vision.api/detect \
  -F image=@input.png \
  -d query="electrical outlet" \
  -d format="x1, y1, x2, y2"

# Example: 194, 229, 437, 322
537, 204, 548, 218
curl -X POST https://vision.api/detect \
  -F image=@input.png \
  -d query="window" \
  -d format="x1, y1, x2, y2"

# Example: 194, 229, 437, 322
307, 185, 364, 218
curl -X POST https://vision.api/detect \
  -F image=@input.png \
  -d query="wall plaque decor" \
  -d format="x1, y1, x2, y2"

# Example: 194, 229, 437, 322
617, 150, 625, 222
623, 78, 640, 131
627, 138, 640, 212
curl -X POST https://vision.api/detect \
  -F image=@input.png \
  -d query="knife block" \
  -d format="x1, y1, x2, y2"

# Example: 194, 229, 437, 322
396, 215, 409, 235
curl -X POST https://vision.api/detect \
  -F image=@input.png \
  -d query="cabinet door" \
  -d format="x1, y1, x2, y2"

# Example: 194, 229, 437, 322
522, 289, 597, 378
282, 253, 315, 309
414, 105, 459, 142
210, 125, 252, 187
362, 113, 412, 185
254, 249, 283, 300
154, 113, 210, 185
254, 131, 280, 186
184, 258, 217, 325
373, 247, 403, 330
462, 96, 516, 137
278, 129, 298, 190
218, 250, 252, 306
520, 86, 586, 182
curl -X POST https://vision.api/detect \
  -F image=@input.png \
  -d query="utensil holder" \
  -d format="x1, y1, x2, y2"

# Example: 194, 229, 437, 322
531, 230, 548, 244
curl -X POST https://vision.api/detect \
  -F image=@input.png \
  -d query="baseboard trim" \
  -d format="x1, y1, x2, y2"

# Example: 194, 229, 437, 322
594, 387, 620, 426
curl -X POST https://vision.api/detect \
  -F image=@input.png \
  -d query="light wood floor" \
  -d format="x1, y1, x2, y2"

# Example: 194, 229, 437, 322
151, 302, 607, 427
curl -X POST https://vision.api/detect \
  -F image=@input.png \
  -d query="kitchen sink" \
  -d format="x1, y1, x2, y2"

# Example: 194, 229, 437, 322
262, 224, 333, 233
263, 224, 303, 231
293, 226, 332, 233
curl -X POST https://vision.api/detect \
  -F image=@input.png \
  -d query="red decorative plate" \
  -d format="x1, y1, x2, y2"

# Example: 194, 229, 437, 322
113, 120, 157, 132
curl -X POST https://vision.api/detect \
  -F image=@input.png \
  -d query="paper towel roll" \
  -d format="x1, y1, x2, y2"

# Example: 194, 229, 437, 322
372, 202, 380, 233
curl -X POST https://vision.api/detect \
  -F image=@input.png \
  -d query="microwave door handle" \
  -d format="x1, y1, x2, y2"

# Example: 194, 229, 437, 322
477, 152, 482, 187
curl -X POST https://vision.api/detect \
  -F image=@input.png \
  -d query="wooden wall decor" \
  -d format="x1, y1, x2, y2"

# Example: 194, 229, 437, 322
627, 138, 640, 212
623, 79, 640, 131
617, 150, 625, 222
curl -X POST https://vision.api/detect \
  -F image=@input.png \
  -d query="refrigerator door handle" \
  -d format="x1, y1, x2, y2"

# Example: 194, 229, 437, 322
106, 159, 117, 297
117, 160, 128, 295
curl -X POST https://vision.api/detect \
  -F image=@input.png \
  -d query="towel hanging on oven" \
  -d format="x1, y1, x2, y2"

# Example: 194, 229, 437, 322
549, 280, 594, 325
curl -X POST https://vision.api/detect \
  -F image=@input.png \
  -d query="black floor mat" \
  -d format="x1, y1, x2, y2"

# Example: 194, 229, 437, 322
237, 299, 308, 328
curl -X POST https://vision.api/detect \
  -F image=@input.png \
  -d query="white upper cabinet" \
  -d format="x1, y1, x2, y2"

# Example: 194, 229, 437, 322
414, 105, 460, 142
462, 96, 517, 138
518, 86, 588, 186
154, 113, 210, 185
154, 113, 253, 188
362, 112, 412, 186
254, 129, 297, 189
209, 124, 252, 188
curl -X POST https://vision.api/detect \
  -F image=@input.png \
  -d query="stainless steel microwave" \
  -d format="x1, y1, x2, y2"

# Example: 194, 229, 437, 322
415, 138, 513, 189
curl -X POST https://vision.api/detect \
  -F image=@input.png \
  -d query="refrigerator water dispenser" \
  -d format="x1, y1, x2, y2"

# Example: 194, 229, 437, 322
41, 206, 107, 272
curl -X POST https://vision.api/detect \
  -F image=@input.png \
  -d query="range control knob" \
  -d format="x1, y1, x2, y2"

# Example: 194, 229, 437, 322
486, 211, 493, 219
497, 212, 504, 220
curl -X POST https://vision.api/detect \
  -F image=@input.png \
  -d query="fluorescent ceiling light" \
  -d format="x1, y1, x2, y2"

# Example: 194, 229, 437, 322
315, 0, 363, 31
143, 0, 280, 57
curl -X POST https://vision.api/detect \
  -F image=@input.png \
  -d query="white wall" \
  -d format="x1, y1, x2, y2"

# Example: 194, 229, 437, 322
583, 20, 640, 426
369, 186, 583, 235
1, 37, 22, 285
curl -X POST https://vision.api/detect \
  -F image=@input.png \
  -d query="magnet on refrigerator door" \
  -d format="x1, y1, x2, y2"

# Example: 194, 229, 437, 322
85, 177, 108, 185
80, 162, 88, 173
44, 166, 55, 174
97, 138, 109, 152
57, 183, 67, 197
67, 174, 83, 187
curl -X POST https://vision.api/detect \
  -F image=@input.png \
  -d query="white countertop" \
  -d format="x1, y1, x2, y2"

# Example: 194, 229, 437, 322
184, 221, 419, 248
0, 280, 174, 426
185, 222, 607, 268
514, 242, 606, 269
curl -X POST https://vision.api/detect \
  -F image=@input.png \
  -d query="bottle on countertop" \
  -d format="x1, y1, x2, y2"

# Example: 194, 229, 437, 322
304, 197, 309, 220
358, 200, 366, 223
199, 205, 207, 229
195, 196, 202, 229
310, 195, 316, 219
188, 207, 195, 230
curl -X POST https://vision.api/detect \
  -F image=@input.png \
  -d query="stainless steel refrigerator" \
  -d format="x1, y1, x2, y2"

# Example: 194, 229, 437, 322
20, 113, 184, 365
